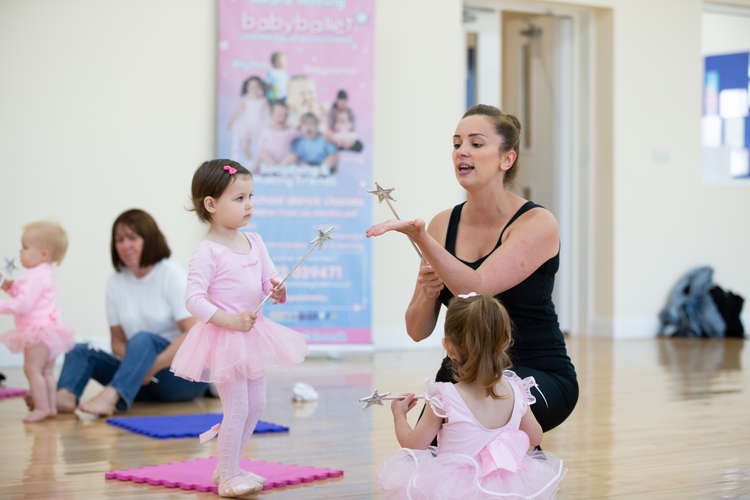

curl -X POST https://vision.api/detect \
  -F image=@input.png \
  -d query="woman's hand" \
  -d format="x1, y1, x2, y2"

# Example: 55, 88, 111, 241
390, 393, 418, 418
232, 311, 257, 332
366, 219, 426, 241
269, 278, 286, 304
417, 263, 443, 299
1, 279, 13, 292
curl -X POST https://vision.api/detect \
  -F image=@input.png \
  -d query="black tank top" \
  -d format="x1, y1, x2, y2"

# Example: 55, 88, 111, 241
438, 201, 574, 375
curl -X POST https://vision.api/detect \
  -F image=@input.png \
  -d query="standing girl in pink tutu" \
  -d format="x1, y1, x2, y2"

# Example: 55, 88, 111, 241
0, 221, 74, 423
170, 159, 307, 498
377, 293, 565, 499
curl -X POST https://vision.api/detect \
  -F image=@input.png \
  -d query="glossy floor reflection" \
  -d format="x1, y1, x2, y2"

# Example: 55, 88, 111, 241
0, 337, 747, 499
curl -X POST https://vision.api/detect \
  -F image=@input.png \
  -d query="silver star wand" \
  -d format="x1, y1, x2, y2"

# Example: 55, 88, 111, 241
253, 226, 334, 314
368, 183, 424, 262
0, 258, 17, 287
358, 389, 425, 409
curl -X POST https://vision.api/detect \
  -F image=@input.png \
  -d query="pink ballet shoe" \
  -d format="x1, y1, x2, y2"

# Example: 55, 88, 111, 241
213, 467, 266, 486
217, 474, 263, 497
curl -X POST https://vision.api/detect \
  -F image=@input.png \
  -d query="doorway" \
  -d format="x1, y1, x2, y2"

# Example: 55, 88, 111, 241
462, 2, 594, 335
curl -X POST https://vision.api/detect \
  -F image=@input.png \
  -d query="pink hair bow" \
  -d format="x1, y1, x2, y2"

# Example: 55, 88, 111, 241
223, 165, 237, 175
457, 292, 479, 299
477, 429, 529, 477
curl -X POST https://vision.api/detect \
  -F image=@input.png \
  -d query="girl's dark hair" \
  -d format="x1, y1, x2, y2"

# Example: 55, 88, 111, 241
462, 104, 522, 185
241, 76, 266, 96
190, 159, 252, 223
444, 294, 514, 399
111, 209, 171, 271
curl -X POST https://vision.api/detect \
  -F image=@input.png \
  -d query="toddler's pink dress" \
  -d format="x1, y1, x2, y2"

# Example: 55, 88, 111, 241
231, 97, 269, 162
170, 232, 307, 383
0, 263, 74, 361
377, 371, 566, 500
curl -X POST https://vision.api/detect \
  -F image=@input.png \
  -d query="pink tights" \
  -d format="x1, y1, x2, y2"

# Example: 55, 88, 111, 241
215, 376, 267, 482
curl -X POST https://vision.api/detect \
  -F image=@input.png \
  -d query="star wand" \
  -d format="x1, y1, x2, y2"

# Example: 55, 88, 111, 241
253, 226, 335, 315
358, 389, 425, 409
0, 258, 17, 287
368, 182, 424, 262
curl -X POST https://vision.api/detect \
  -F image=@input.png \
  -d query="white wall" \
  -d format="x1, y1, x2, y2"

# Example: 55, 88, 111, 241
0, 1, 217, 365
609, 0, 750, 338
703, 7, 750, 54
372, 0, 464, 349
540, 0, 750, 337
3, 0, 749, 368
474, 0, 750, 337
0, 0, 464, 366
700, 5, 750, 335
322, 0, 466, 350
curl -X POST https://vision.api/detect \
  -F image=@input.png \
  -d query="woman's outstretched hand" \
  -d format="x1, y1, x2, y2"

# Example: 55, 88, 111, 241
366, 218, 426, 240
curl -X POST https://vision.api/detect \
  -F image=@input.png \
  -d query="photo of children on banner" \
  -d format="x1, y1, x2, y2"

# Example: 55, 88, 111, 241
230, 50, 366, 177
266, 51, 289, 104
254, 101, 298, 172
291, 112, 339, 173
227, 76, 270, 164
325, 90, 363, 153
286, 75, 327, 130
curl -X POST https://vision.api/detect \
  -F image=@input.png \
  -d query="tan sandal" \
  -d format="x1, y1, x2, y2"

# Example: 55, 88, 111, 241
217, 474, 263, 498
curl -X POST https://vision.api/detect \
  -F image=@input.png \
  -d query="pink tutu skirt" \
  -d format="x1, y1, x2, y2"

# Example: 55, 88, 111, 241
0, 322, 75, 361
377, 447, 565, 500
170, 318, 308, 383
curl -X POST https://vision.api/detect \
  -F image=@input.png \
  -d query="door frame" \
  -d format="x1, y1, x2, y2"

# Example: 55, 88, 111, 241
462, 0, 597, 336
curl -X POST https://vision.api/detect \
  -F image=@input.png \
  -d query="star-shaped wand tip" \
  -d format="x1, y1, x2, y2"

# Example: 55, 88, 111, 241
367, 182, 395, 203
4, 258, 17, 275
358, 389, 390, 409
310, 226, 335, 250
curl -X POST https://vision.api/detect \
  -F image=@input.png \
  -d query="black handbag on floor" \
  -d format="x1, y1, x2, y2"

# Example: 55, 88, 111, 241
709, 286, 745, 338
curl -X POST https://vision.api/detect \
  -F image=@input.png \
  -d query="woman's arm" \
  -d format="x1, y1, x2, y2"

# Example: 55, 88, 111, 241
367, 208, 559, 297
391, 394, 444, 450
110, 326, 128, 359
404, 213, 449, 341
404, 270, 442, 341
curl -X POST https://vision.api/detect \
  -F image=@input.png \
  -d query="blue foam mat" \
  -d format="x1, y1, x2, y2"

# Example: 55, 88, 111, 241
106, 413, 289, 439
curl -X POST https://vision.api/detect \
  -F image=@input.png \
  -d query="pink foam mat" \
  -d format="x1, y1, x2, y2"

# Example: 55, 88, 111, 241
0, 387, 28, 399
105, 456, 343, 493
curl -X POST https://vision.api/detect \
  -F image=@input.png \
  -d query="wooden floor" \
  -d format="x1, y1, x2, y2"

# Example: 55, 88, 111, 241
1, 337, 749, 499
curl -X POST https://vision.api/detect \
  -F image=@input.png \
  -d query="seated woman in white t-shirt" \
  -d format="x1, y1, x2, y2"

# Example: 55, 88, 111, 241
50, 209, 207, 416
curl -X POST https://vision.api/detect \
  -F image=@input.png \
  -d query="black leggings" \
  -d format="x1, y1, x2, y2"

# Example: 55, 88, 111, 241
433, 356, 578, 432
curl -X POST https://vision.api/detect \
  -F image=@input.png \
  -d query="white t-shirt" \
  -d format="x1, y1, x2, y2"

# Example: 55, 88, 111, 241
105, 259, 191, 342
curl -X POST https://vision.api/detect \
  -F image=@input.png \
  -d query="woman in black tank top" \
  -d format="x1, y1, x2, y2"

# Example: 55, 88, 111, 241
367, 105, 578, 433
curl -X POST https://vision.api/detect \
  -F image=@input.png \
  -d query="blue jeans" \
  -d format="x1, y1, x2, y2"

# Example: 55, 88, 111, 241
57, 331, 208, 412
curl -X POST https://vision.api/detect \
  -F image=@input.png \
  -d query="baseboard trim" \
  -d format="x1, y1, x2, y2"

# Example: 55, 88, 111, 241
612, 317, 661, 339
